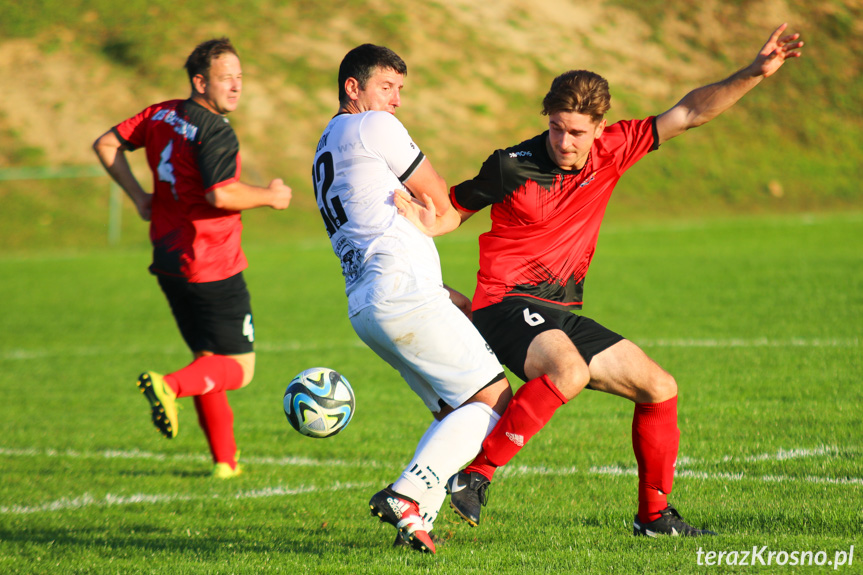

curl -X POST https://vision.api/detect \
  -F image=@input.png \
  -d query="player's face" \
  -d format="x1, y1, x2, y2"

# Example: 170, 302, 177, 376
354, 67, 403, 114
197, 53, 243, 115
545, 111, 606, 171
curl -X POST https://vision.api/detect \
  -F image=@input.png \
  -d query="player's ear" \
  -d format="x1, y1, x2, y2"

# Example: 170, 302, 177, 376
344, 77, 361, 101
594, 118, 607, 138
192, 73, 208, 96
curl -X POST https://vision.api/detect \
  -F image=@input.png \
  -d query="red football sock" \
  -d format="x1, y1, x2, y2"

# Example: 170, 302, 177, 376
164, 355, 244, 398
194, 391, 238, 466
464, 452, 497, 481
465, 375, 567, 480
632, 395, 679, 523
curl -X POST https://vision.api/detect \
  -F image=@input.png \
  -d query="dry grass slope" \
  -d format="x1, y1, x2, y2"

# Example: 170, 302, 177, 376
0, 0, 860, 245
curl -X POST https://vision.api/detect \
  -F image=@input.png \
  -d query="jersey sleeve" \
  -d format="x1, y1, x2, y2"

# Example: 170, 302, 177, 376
112, 106, 154, 151
605, 117, 658, 173
450, 150, 504, 213
359, 112, 425, 183
196, 120, 241, 192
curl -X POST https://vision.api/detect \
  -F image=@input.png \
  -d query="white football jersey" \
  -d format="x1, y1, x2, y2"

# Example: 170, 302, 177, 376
313, 111, 443, 316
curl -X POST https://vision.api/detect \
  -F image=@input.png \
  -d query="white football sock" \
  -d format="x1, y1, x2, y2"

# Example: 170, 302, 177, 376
392, 402, 500, 508
417, 483, 447, 532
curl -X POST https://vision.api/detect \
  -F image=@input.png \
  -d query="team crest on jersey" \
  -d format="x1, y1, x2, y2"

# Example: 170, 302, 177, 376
335, 237, 362, 285
579, 171, 596, 188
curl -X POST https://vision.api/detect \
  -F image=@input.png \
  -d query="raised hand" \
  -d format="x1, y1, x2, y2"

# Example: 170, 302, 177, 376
752, 23, 804, 78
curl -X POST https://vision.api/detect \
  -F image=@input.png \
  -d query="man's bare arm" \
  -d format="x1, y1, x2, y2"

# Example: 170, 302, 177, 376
92, 130, 152, 221
206, 179, 293, 211
656, 24, 803, 145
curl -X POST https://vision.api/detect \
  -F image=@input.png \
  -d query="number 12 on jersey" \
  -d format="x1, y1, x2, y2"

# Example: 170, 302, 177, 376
313, 151, 348, 237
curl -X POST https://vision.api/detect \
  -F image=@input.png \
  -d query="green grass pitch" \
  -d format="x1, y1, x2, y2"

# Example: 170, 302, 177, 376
0, 211, 860, 574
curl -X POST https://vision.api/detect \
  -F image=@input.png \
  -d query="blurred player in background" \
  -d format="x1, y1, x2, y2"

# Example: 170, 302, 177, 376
397, 24, 803, 536
93, 38, 292, 479
313, 43, 512, 554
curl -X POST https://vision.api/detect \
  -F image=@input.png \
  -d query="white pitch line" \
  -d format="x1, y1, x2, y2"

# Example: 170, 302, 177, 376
0, 341, 367, 361
479, 444, 862, 487
0, 339, 368, 361
1, 337, 858, 362
638, 337, 859, 348
2, 444, 859, 515
724, 445, 845, 463
2, 444, 854, 471
585, 465, 863, 486
0, 481, 374, 515
6, 444, 849, 468
0, 447, 368, 469
675, 445, 853, 467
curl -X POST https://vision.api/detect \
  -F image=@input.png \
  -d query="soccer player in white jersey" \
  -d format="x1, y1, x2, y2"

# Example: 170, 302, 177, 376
312, 44, 513, 554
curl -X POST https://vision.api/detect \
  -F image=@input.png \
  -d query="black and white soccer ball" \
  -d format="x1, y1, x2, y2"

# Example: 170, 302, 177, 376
283, 367, 355, 438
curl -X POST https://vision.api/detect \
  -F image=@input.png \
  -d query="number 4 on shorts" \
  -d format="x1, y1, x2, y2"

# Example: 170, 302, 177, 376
243, 313, 255, 342
523, 308, 545, 327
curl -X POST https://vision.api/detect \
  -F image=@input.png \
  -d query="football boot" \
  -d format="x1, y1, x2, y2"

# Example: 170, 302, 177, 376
137, 371, 179, 439
447, 470, 490, 527
633, 504, 717, 537
369, 486, 435, 554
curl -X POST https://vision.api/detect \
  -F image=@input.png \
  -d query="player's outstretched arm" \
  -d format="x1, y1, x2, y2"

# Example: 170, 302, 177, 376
655, 23, 803, 145
206, 178, 292, 211
395, 158, 461, 234
395, 157, 474, 238
92, 130, 152, 221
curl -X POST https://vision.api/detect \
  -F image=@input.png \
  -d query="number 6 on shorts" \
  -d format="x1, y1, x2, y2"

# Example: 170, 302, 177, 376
523, 307, 545, 327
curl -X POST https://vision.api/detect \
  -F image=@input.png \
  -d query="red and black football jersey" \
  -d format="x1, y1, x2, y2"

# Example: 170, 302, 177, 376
451, 117, 658, 311
113, 99, 246, 283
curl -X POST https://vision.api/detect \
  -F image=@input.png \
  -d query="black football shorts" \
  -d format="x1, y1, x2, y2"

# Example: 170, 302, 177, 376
156, 271, 254, 355
472, 297, 624, 382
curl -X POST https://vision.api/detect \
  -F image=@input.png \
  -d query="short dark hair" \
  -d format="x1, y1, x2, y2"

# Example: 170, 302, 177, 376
338, 44, 407, 104
541, 70, 611, 122
184, 37, 238, 84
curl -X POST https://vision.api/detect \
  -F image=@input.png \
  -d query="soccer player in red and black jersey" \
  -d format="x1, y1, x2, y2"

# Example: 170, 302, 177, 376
396, 24, 803, 535
93, 38, 292, 478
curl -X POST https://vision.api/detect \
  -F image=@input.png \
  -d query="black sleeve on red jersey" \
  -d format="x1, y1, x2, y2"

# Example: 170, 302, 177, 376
651, 116, 660, 151
197, 121, 240, 191
110, 126, 138, 151
451, 150, 504, 212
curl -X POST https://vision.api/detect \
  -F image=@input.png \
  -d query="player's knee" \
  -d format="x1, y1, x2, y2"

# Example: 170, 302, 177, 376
544, 356, 589, 400
241, 364, 255, 387
234, 355, 255, 387
648, 370, 677, 402
473, 376, 513, 415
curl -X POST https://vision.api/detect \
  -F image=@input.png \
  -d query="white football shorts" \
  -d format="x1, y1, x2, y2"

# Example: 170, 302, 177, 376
350, 286, 505, 413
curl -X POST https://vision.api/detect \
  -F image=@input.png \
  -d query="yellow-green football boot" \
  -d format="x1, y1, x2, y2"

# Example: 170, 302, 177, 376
211, 451, 243, 479
136, 371, 179, 439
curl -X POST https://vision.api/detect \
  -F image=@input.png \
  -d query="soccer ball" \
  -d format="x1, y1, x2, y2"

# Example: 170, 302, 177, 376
283, 367, 355, 438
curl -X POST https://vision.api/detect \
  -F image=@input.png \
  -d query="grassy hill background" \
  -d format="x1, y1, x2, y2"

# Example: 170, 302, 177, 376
0, 0, 861, 252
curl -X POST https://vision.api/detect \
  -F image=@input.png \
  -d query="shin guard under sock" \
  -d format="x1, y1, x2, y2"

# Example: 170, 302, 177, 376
632, 395, 679, 523
165, 355, 244, 398
194, 391, 238, 467
393, 402, 499, 502
466, 375, 567, 479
